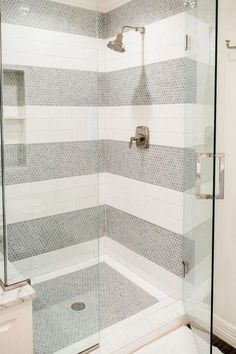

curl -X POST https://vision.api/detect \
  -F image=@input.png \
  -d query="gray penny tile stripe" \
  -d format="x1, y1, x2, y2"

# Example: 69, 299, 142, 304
3, 59, 202, 107
1, 0, 105, 38
8, 205, 105, 262
2, 0, 184, 40
4, 141, 105, 185
4, 140, 195, 192
106, 140, 195, 192
106, 206, 193, 278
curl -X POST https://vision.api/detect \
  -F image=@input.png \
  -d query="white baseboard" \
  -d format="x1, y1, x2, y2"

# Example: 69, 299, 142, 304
214, 315, 236, 349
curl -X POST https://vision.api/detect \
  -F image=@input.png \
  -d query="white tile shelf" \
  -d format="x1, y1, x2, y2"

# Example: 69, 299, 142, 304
4, 116, 25, 120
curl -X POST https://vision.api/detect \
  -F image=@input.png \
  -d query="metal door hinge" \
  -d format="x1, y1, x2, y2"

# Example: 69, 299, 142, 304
183, 261, 189, 278
185, 34, 190, 51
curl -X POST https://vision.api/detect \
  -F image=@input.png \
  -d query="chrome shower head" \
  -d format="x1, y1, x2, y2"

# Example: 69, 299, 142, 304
107, 26, 145, 53
107, 33, 125, 53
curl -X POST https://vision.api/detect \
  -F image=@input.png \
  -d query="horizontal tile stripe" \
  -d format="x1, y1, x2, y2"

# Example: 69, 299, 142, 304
106, 206, 193, 277
2, 172, 183, 235
1, 0, 186, 39
2, 23, 103, 72
100, 104, 212, 148
103, 58, 196, 106
106, 140, 195, 192
101, 173, 183, 234
3, 65, 101, 107
4, 106, 99, 145
8, 205, 105, 262
104, 0, 184, 38
14, 238, 106, 280
4, 141, 105, 185
4, 140, 195, 191
2, 175, 99, 224
2, 14, 185, 73
2, 0, 105, 38
3, 60, 211, 108
3, 104, 212, 147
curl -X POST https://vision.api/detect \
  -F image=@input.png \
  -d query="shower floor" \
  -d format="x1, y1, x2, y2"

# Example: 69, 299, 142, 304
33, 262, 159, 354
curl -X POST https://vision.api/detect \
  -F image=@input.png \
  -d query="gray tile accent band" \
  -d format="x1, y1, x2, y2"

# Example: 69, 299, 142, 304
4, 65, 100, 107
105, 0, 184, 38
2, 0, 105, 38
104, 58, 196, 106
106, 140, 195, 192
3, 59, 209, 107
8, 206, 105, 262
106, 206, 193, 278
2, 0, 185, 40
33, 262, 157, 353
4, 141, 105, 185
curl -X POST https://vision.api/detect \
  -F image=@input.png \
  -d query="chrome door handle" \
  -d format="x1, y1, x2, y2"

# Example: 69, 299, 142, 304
196, 153, 225, 200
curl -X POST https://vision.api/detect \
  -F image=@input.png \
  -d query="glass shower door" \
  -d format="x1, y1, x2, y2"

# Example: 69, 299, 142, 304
0, 0, 101, 353
183, 0, 218, 352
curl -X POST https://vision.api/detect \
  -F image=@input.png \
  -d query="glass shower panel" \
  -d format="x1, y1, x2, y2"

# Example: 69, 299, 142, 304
183, 0, 217, 352
0, 0, 100, 352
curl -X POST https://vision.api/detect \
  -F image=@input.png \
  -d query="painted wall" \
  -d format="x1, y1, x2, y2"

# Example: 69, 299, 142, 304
214, 0, 236, 338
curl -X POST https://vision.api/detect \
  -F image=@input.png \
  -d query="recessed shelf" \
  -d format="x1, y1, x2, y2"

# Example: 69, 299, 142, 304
2, 68, 26, 147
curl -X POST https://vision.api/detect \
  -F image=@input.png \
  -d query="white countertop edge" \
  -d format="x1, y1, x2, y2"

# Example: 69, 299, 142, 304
0, 282, 35, 311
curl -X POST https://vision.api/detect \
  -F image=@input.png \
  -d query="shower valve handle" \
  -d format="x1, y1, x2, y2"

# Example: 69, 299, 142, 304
129, 135, 145, 148
129, 127, 149, 149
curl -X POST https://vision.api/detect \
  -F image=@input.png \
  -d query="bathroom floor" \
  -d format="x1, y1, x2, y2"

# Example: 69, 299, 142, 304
134, 326, 223, 354
33, 262, 158, 354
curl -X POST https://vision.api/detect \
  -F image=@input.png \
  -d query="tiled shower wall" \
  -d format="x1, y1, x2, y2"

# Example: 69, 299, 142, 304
0, 0, 210, 293
1, 0, 104, 275
101, 0, 189, 287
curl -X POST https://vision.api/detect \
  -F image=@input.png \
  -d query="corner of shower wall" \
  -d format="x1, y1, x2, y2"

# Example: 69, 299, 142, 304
99, 0, 193, 301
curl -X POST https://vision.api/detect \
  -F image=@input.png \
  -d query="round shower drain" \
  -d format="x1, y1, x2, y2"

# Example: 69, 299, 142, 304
71, 302, 86, 311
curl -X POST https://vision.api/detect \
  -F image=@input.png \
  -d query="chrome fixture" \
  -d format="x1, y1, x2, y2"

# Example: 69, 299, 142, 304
107, 26, 145, 53
226, 40, 236, 49
196, 153, 225, 200
71, 302, 86, 311
129, 126, 149, 149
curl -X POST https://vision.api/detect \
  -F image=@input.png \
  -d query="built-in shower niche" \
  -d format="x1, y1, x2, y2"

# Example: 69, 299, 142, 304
3, 69, 26, 168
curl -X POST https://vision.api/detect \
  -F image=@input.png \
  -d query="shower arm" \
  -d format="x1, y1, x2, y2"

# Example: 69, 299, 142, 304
120, 26, 145, 34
